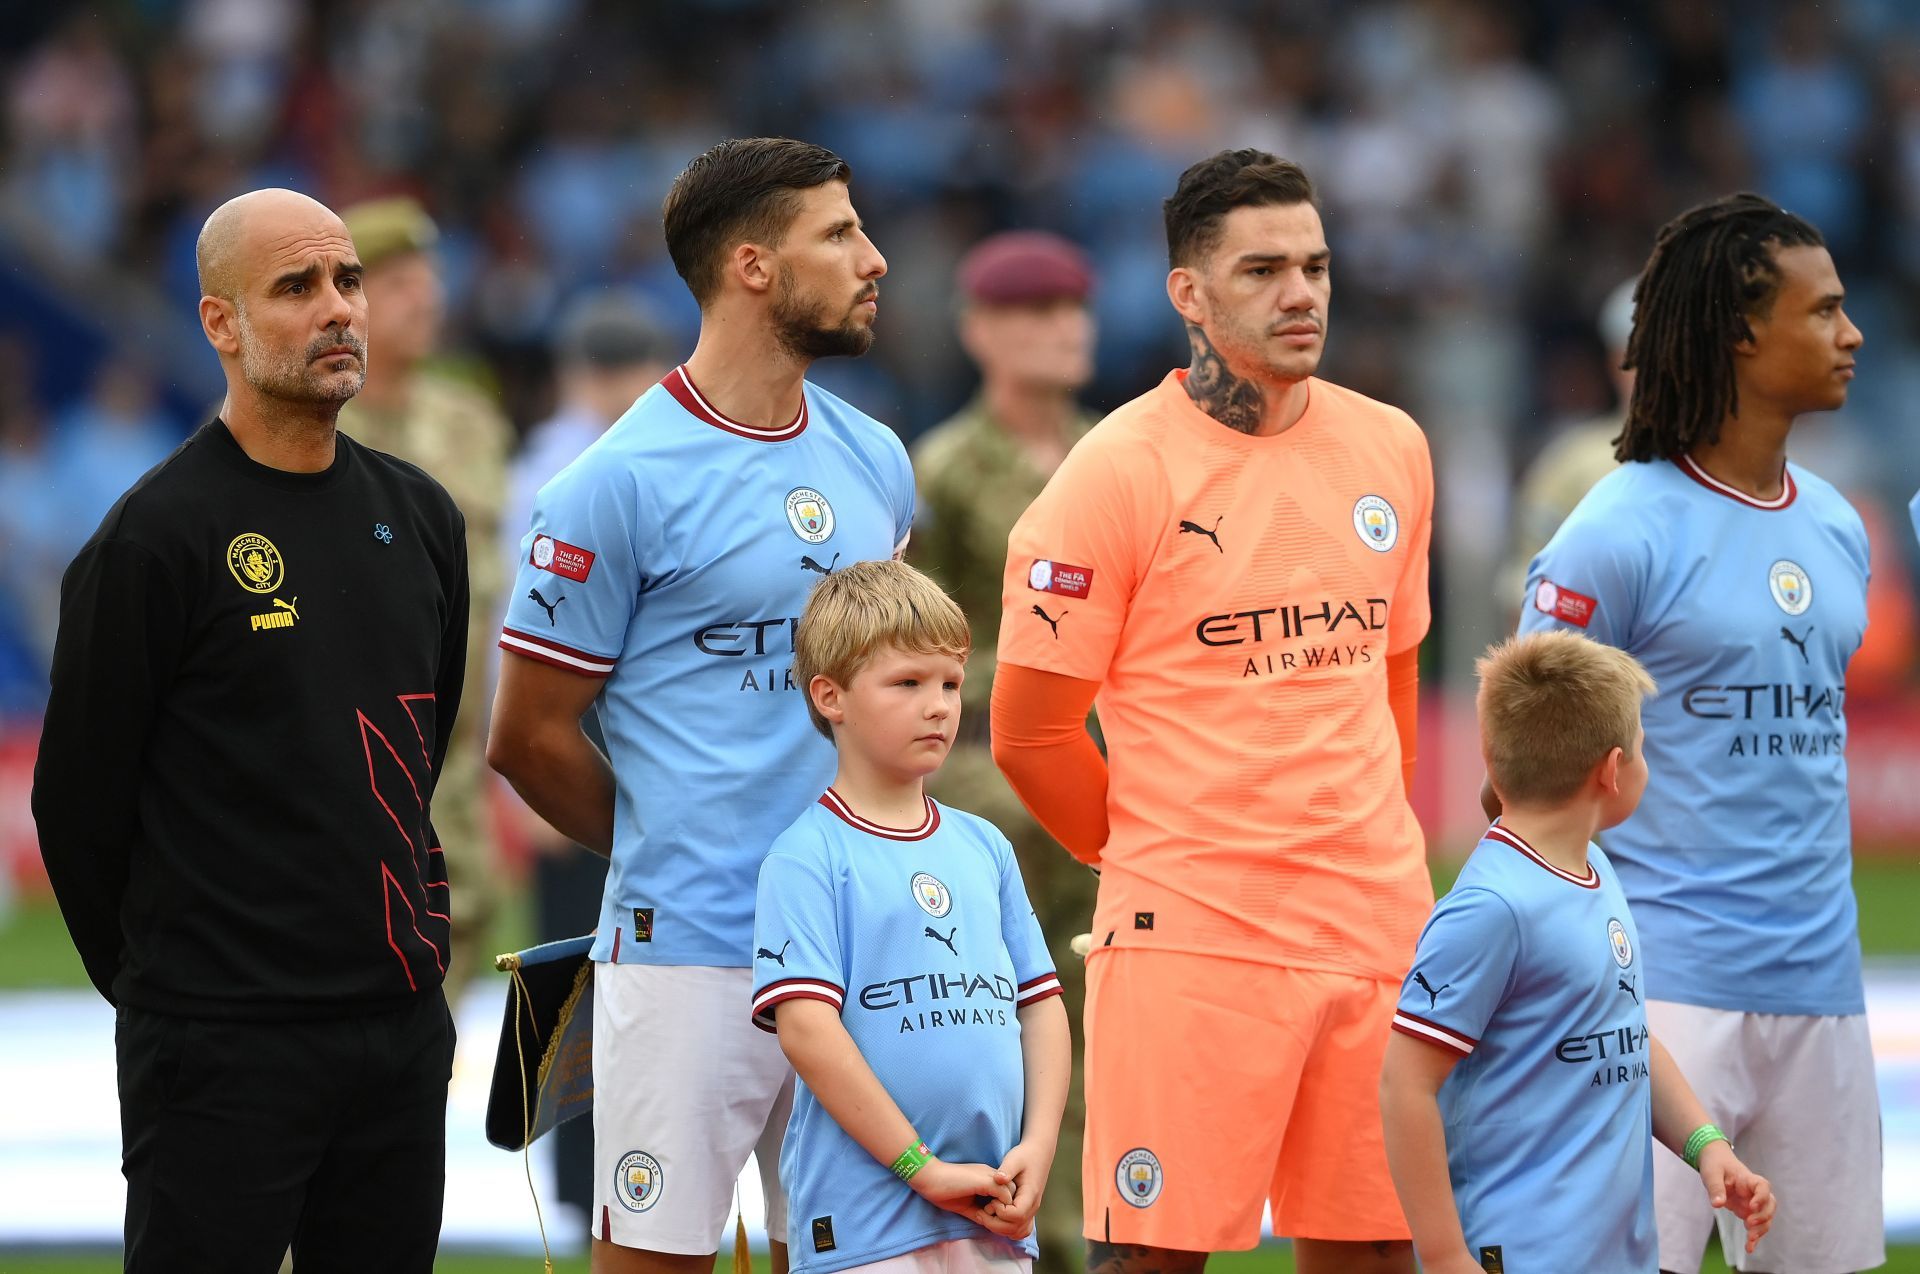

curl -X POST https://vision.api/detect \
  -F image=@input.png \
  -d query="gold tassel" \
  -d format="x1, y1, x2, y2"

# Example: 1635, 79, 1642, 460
507, 965, 557, 1274
734, 1206, 752, 1274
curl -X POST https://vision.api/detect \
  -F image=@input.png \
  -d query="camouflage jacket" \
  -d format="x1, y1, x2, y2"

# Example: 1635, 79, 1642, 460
910, 397, 1097, 725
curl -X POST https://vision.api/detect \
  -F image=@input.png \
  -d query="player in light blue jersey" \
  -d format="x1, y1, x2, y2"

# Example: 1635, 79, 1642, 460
1384, 633, 1772, 1274
753, 560, 1070, 1274
1509, 195, 1878, 1274
489, 139, 913, 1273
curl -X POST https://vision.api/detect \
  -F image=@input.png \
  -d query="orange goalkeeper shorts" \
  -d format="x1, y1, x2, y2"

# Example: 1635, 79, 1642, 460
1081, 949, 1411, 1251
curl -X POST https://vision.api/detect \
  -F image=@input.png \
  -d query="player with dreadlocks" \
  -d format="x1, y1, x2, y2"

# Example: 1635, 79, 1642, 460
1614, 194, 1832, 465
1505, 192, 1881, 1274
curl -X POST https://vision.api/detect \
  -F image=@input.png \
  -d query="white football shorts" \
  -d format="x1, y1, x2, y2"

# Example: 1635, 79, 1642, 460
592, 962, 795, 1253
1648, 998, 1883, 1274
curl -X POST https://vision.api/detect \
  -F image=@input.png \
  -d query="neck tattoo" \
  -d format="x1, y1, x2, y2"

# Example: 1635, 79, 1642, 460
1184, 323, 1264, 434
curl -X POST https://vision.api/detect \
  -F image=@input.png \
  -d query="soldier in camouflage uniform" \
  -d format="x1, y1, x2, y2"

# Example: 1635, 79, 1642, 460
910, 230, 1100, 1274
337, 197, 514, 1000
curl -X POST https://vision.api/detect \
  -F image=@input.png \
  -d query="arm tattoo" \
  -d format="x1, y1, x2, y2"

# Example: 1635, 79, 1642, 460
1087, 1241, 1209, 1274
1184, 323, 1264, 435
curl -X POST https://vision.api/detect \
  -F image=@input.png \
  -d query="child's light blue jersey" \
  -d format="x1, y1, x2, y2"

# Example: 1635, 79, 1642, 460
1394, 825, 1654, 1273
751, 793, 1062, 1274
499, 368, 914, 966
1518, 456, 1868, 1014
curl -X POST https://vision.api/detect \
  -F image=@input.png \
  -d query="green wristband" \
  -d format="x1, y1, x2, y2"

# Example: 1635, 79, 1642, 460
1682, 1123, 1729, 1170
891, 1138, 934, 1182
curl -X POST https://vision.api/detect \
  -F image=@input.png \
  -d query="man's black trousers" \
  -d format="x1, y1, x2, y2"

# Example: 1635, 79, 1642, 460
116, 991, 455, 1272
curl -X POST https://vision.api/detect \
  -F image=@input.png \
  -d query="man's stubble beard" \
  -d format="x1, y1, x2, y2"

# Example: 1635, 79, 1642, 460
771, 266, 875, 362
1216, 299, 1323, 385
1184, 292, 1327, 434
236, 302, 367, 405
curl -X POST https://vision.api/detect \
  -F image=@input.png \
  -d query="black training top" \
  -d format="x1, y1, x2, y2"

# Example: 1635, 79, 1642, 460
33, 419, 469, 1019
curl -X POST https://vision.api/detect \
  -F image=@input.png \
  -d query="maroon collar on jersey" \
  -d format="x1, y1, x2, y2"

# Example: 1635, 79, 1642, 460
818, 789, 941, 841
1485, 822, 1599, 888
1676, 453, 1796, 510
661, 365, 808, 442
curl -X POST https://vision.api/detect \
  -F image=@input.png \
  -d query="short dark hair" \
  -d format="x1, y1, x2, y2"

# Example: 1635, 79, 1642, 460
1163, 149, 1319, 269
662, 138, 853, 306
1615, 193, 1824, 463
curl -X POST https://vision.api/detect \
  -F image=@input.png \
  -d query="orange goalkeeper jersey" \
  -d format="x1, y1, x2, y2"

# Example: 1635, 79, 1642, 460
997, 370, 1434, 979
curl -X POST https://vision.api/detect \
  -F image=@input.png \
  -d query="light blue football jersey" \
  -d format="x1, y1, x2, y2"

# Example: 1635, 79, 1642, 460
1394, 825, 1655, 1273
499, 367, 914, 966
751, 792, 1062, 1274
1518, 456, 1868, 1014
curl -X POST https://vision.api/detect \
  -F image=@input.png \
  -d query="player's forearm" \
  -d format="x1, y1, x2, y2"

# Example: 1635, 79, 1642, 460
775, 1000, 922, 1169
992, 729, 1108, 864
34, 542, 175, 1004
1015, 995, 1071, 1151
989, 663, 1108, 864
33, 710, 134, 995
1648, 1034, 1715, 1157
1379, 1046, 1472, 1266
485, 716, 614, 856
31, 823, 128, 1004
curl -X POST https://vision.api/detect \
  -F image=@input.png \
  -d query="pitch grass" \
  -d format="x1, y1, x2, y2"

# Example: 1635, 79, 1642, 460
3, 1242, 1918, 1272
4, 856, 1919, 993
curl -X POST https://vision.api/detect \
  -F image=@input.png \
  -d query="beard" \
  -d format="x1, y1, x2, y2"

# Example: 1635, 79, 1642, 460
236, 303, 366, 404
770, 266, 876, 361
1203, 286, 1324, 383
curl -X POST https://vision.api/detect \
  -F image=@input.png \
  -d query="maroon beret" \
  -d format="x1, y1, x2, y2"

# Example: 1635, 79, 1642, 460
956, 231, 1093, 305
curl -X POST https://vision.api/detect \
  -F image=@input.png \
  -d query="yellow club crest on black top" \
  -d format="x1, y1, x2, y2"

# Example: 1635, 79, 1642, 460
226, 532, 284, 594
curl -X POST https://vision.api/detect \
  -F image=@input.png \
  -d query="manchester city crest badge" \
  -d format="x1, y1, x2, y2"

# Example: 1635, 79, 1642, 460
1608, 918, 1633, 969
1352, 495, 1399, 552
909, 871, 952, 918
1116, 1147, 1164, 1208
226, 532, 285, 594
785, 487, 835, 544
1768, 560, 1812, 616
615, 1150, 663, 1212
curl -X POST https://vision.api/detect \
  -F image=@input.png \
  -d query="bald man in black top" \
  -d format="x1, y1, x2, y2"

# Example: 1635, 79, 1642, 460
33, 188, 468, 1272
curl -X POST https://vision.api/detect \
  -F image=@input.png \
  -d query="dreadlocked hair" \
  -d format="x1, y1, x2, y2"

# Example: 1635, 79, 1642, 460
1614, 193, 1823, 463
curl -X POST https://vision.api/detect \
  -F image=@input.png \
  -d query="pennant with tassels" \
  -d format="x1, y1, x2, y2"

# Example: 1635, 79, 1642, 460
489, 935, 596, 1274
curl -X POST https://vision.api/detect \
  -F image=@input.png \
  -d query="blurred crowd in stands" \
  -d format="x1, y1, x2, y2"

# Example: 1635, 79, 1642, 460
5, 0, 1920, 712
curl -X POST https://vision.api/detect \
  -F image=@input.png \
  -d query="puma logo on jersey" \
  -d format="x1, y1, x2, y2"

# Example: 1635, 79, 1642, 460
529, 587, 566, 626
1618, 974, 1639, 1004
924, 926, 958, 956
1031, 604, 1065, 639
800, 552, 840, 576
1780, 625, 1813, 664
1414, 971, 1451, 1010
1178, 515, 1223, 552
756, 940, 793, 967
249, 596, 300, 632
